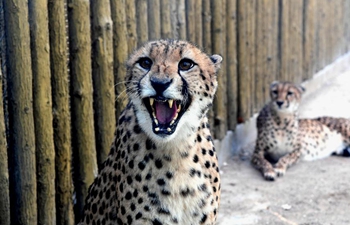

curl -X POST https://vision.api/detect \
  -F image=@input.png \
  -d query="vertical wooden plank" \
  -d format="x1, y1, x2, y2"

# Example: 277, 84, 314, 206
136, 0, 148, 46
148, 0, 161, 40
177, 0, 187, 40
0, 67, 9, 225
237, 0, 256, 122
186, 0, 196, 43
125, 0, 138, 53
195, 0, 203, 47
255, 0, 279, 110
28, 0, 56, 224
212, 0, 227, 139
344, 0, 350, 52
4, 0, 37, 223
67, 0, 98, 220
160, 0, 172, 39
280, 0, 303, 83
48, 1, 75, 224
111, 0, 129, 119
91, 0, 116, 167
203, 0, 214, 129
303, 0, 317, 80
316, 0, 327, 71
226, 0, 238, 130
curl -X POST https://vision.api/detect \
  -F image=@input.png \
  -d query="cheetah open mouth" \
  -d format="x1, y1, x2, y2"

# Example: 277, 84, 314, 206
143, 97, 191, 136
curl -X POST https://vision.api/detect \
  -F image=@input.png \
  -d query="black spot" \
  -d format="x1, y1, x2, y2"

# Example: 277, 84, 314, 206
200, 214, 207, 223
193, 154, 199, 163
208, 150, 214, 156
198, 184, 207, 192
128, 160, 134, 169
131, 203, 136, 211
158, 207, 170, 215
161, 189, 171, 195
135, 174, 142, 182
119, 183, 124, 193
133, 143, 140, 151
133, 125, 142, 134
166, 171, 173, 179
146, 138, 154, 150
105, 189, 111, 199
155, 159, 163, 169
138, 197, 143, 204
144, 205, 150, 211
146, 173, 152, 180
127, 215, 133, 224
138, 161, 146, 170
213, 186, 217, 192
136, 212, 142, 220
152, 218, 163, 225
92, 203, 97, 214
197, 135, 202, 142
163, 155, 171, 161
125, 191, 132, 200
143, 185, 149, 192
121, 206, 126, 215
213, 177, 218, 183
127, 176, 133, 185
204, 161, 210, 168
133, 189, 139, 198
181, 187, 193, 197
202, 148, 207, 155
157, 178, 166, 186
189, 168, 196, 177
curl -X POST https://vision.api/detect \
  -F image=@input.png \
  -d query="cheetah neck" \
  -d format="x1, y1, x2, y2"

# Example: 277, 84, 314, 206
269, 104, 299, 129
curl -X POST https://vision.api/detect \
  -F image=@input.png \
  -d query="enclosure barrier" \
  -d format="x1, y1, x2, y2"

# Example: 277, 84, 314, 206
0, 0, 349, 224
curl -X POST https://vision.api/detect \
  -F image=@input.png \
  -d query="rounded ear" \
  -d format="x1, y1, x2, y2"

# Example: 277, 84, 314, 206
298, 85, 306, 93
270, 80, 279, 89
210, 54, 223, 72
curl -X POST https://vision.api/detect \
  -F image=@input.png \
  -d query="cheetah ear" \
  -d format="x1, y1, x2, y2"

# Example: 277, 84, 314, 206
298, 85, 306, 93
210, 54, 223, 72
270, 80, 279, 88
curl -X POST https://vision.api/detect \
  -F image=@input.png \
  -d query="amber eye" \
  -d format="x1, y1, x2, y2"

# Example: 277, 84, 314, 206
138, 57, 153, 70
178, 58, 195, 71
287, 91, 293, 96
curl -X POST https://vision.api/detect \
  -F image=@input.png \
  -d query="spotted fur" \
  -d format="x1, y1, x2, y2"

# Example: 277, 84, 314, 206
251, 81, 350, 181
79, 40, 222, 224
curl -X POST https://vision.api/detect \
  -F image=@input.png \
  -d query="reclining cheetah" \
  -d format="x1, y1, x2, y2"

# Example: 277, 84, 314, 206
251, 81, 350, 181
79, 40, 222, 224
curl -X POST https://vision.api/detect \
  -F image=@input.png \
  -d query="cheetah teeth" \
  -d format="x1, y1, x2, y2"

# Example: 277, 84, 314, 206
167, 127, 171, 132
155, 127, 160, 132
150, 97, 174, 109
150, 97, 154, 106
168, 99, 173, 108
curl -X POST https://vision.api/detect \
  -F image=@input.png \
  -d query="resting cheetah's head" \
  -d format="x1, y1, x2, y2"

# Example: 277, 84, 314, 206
269, 81, 305, 113
125, 40, 222, 143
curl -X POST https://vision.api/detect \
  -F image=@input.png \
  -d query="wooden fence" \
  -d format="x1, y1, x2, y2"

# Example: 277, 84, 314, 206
0, 0, 349, 224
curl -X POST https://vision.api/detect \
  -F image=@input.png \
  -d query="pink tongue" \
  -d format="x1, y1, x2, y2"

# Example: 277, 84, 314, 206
155, 101, 177, 124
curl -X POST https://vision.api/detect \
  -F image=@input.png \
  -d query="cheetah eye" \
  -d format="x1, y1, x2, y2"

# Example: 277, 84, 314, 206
178, 58, 195, 71
272, 90, 278, 95
287, 91, 293, 96
138, 57, 153, 70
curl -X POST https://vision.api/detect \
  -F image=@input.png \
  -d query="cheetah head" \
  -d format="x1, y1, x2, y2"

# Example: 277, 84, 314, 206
125, 40, 222, 143
269, 81, 305, 113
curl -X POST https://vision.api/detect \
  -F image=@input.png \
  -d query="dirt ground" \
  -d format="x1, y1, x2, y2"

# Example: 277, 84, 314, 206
217, 62, 350, 224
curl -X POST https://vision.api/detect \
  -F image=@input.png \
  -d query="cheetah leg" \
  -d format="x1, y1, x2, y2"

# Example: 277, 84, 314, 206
251, 150, 277, 181
274, 148, 302, 177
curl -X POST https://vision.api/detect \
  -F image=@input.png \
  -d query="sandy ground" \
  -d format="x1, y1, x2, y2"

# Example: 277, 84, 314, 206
217, 61, 350, 225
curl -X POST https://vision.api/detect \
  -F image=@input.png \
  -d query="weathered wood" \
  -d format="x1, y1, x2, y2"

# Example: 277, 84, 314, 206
177, 0, 187, 40
280, 0, 303, 84
255, 0, 279, 108
303, 0, 317, 80
315, 0, 327, 71
170, 0, 179, 39
202, 0, 214, 129
125, 0, 137, 53
111, 0, 129, 119
4, 0, 37, 223
48, 0, 74, 224
67, 0, 98, 220
28, 0, 56, 224
186, 0, 196, 43
195, 0, 203, 47
211, 0, 227, 139
237, 0, 256, 122
0, 66, 9, 225
91, 0, 116, 167
160, 0, 172, 39
344, 0, 350, 52
148, 0, 161, 40
136, 0, 148, 46
226, 0, 238, 130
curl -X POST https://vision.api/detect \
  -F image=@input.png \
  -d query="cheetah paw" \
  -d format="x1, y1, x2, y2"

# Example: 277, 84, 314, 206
274, 164, 287, 177
263, 169, 277, 181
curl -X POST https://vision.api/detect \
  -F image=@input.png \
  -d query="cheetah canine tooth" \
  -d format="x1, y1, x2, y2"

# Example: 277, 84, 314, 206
168, 99, 173, 108
150, 98, 154, 106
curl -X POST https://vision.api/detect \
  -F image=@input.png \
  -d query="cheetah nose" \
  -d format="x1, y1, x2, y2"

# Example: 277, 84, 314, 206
150, 76, 173, 95
276, 101, 284, 108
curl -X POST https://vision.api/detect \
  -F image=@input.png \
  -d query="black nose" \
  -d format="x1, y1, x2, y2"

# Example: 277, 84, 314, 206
150, 77, 173, 95
276, 101, 284, 107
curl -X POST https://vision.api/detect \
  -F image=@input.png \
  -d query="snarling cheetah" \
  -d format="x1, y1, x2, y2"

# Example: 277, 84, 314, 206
79, 40, 222, 225
251, 81, 350, 181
